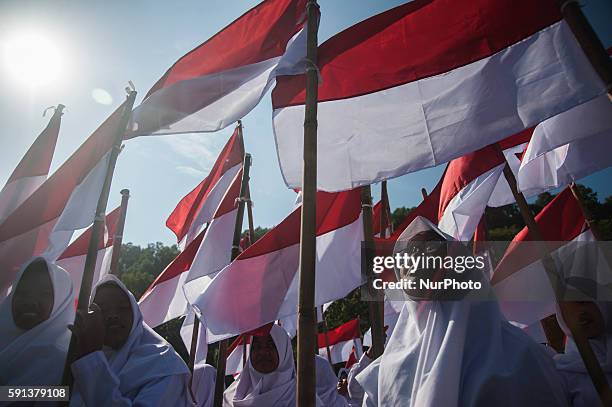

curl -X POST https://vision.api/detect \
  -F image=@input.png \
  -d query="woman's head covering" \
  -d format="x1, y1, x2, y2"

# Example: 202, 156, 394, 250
555, 298, 612, 373
315, 355, 348, 407
229, 324, 297, 407
76, 275, 190, 396
356, 217, 568, 407
0, 257, 74, 386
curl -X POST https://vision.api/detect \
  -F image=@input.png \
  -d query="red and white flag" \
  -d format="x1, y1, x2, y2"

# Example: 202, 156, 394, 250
225, 335, 251, 376
166, 127, 244, 249
492, 188, 612, 328
129, 0, 308, 136
272, 0, 605, 192
0, 107, 62, 222
139, 168, 243, 327
56, 206, 120, 301
139, 229, 205, 328
318, 319, 363, 365
517, 94, 612, 197
195, 190, 364, 342
0, 100, 131, 296
372, 199, 392, 238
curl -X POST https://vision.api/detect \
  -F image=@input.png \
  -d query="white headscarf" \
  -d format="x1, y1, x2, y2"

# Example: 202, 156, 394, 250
555, 300, 612, 374
227, 324, 296, 407
0, 257, 74, 388
70, 275, 190, 404
356, 217, 568, 407
315, 354, 349, 407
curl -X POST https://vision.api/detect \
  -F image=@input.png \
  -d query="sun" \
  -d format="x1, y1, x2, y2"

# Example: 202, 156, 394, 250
2, 31, 63, 88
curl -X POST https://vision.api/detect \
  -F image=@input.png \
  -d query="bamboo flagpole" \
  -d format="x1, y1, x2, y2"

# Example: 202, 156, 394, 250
380, 181, 391, 238
421, 188, 428, 200
61, 88, 137, 391
297, 1, 320, 405
213, 151, 252, 407
109, 188, 130, 276
500, 159, 612, 406
361, 185, 385, 359
320, 305, 333, 365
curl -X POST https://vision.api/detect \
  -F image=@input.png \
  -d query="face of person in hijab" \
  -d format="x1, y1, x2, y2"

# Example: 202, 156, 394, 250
12, 259, 54, 330
250, 334, 279, 374
561, 301, 605, 339
93, 284, 134, 350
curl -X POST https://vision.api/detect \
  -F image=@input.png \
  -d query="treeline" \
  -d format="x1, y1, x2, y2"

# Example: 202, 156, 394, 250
117, 184, 612, 355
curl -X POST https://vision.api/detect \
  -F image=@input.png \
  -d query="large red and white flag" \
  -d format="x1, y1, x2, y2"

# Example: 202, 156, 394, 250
139, 168, 242, 327
0, 107, 63, 222
195, 190, 364, 342
318, 319, 363, 364
225, 335, 250, 376
272, 0, 605, 192
128, 0, 308, 136
56, 206, 120, 301
166, 127, 244, 249
492, 188, 612, 328
0, 100, 131, 295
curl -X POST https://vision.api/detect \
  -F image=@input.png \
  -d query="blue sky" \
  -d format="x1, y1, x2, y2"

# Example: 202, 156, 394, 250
1, 0, 611, 247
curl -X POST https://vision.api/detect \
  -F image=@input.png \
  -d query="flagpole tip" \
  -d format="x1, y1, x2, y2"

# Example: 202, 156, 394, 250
120, 189, 130, 197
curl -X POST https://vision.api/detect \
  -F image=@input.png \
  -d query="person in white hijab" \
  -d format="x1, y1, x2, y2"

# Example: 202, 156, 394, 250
68, 275, 193, 406
355, 216, 569, 407
315, 354, 349, 407
555, 293, 612, 406
223, 324, 300, 406
0, 257, 74, 395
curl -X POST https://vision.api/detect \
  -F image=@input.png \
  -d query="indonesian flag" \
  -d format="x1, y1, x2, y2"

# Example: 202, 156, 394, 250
492, 188, 612, 328
129, 0, 308, 136
517, 93, 612, 198
0, 100, 131, 296
56, 206, 120, 301
182, 168, 243, 304
166, 127, 244, 249
0, 106, 62, 222
318, 319, 363, 364
195, 190, 364, 342
139, 168, 242, 327
272, 0, 606, 192
372, 199, 392, 238
139, 228, 205, 327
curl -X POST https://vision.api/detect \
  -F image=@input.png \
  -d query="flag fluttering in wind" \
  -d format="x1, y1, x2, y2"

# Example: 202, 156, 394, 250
129, 0, 308, 136
166, 127, 244, 249
318, 319, 363, 364
272, 0, 606, 192
194, 190, 364, 342
56, 206, 120, 302
492, 188, 612, 328
0, 106, 63, 222
0, 99, 131, 296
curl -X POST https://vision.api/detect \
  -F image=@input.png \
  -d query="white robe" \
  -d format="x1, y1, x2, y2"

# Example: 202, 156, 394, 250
69, 275, 193, 406
223, 325, 297, 407
192, 363, 216, 407
355, 217, 568, 407
0, 257, 74, 396
346, 353, 372, 407
555, 302, 612, 407
315, 354, 349, 407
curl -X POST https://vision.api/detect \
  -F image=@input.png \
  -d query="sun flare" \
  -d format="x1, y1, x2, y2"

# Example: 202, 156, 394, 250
2, 31, 63, 88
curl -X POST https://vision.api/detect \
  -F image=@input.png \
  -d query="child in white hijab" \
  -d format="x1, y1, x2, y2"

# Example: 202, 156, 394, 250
223, 324, 297, 406
555, 296, 612, 406
68, 275, 193, 406
0, 257, 74, 394
315, 354, 349, 407
355, 217, 569, 406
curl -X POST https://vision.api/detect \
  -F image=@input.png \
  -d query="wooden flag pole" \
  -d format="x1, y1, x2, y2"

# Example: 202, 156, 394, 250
421, 188, 428, 200
61, 89, 137, 392
501, 159, 612, 406
380, 181, 390, 238
242, 183, 256, 369
109, 188, 130, 276
188, 319, 200, 373
320, 305, 333, 365
569, 182, 603, 240
297, 1, 320, 406
557, 0, 612, 94
213, 151, 252, 407
361, 185, 385, 359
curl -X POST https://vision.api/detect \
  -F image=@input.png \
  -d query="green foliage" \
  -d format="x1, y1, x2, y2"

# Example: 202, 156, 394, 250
391, 206, 415, 230
119, 242, 179, 299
